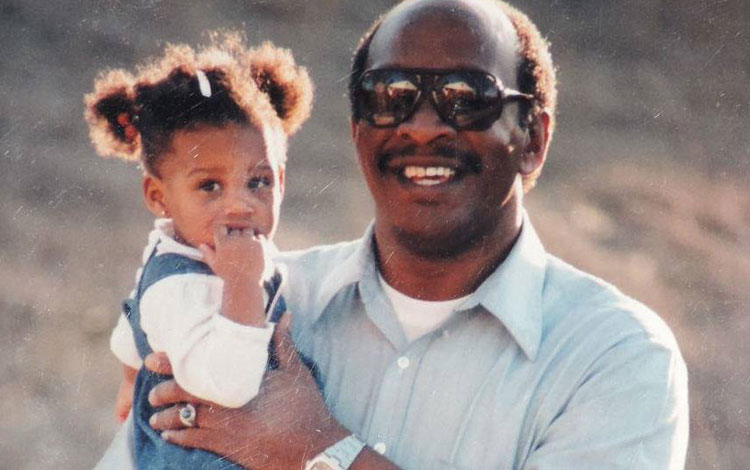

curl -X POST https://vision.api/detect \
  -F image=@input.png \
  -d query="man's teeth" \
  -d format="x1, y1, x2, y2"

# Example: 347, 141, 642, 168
402, 165, 456, 181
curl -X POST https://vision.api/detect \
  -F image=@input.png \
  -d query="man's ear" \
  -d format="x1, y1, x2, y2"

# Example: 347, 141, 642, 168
350, 118, 359, 142
142, 174, 169, 218
519, 110, 550, 176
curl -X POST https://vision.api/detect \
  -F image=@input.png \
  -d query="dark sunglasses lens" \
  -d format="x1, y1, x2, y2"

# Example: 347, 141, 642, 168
433, 72, 501, 130
358, 71, 420, 127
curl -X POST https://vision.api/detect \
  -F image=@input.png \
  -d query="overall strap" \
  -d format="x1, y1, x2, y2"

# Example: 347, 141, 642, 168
123, 243, 213, 360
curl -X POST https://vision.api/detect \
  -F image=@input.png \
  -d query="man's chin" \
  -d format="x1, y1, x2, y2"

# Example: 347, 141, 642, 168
391, 223, 484, 259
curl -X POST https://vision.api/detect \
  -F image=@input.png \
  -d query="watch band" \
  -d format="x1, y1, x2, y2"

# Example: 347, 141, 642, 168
305, 434, 366, 470
326, 434, 366, 469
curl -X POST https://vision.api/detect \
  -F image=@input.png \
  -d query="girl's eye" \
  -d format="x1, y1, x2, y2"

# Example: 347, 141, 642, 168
248, 177, 271, 190
198, 181, 221, 192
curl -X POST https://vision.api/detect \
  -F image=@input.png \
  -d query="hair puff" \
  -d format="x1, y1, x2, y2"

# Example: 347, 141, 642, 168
84, 31, 313, 173
246, 41, 313, 136
84, 69, 141, 161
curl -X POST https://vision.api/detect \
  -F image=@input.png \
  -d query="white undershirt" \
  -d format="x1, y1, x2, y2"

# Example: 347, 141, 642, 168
379, 274, 470, 342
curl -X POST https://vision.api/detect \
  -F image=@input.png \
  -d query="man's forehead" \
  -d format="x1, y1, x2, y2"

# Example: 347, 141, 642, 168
368, 0, 520, 86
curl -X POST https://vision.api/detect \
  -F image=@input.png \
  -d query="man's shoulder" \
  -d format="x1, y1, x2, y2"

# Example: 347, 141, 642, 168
275, 237, 363, 277
273, 237, 366, 320
542, 254, 681, 357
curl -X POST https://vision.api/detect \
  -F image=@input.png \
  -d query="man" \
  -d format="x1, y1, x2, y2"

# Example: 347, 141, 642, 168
99, 0, 688, 468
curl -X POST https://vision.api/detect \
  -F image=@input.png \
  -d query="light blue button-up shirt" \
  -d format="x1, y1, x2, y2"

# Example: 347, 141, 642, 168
279, 219, 688, 470
96, 219, 688, 470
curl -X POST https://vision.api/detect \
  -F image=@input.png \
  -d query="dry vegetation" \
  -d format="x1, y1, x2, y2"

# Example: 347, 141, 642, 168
0, 0, 748, 468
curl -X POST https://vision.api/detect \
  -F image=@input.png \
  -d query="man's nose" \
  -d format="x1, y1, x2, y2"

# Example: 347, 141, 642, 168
396, 99, 455, 145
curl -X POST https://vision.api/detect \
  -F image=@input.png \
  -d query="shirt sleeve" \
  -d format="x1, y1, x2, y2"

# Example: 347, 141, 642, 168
524, 334, 689, 470
110, 313, 142, 369
139, 273, 275, 408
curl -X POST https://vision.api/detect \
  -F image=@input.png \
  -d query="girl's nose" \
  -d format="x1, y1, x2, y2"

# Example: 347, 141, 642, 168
225, 191, 255, 216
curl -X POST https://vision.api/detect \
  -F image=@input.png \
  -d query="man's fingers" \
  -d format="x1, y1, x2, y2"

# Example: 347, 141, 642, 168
149, 405, 188, 431
150, 401, 228, 431
148, 379, 202, 407
144, 352, 172, 375
271, 313, 301, 370
159, 428, 214, 452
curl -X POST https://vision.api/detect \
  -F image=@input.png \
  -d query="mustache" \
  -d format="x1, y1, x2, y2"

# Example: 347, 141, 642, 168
377, 143, 482, 173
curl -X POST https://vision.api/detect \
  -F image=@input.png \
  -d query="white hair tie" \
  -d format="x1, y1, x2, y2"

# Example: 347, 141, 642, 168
196, 70, 212, 98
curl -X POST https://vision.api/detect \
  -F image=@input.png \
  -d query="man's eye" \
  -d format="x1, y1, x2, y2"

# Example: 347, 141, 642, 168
198, 181, 221, 192
248, 177, 271, 190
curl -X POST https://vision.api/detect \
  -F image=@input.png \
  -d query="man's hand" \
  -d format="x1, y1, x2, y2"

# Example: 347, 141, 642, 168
114, 365, 137, 422
147, 314, 349, 470
199, 224, 268, 326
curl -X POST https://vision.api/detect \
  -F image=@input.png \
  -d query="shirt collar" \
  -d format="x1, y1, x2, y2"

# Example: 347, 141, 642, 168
312, 215, 547, 360
461, 214, 547, 360
311, 222, 376, 323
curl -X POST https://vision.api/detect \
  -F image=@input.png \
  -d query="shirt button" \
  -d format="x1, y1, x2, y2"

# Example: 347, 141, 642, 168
373, 442, 387, 454
397, 356, 410, 369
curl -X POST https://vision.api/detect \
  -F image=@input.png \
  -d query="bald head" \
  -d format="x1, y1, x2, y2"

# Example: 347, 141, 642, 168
349, 0, 558, 165
367, 0, 521, 89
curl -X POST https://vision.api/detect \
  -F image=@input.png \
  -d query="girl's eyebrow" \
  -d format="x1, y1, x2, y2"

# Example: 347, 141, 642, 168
187, 166, 223, 177
251, 161, 273, 171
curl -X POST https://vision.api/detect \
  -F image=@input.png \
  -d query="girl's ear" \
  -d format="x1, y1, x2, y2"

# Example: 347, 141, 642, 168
277, 164, 286, 200
142, 174, 169, 218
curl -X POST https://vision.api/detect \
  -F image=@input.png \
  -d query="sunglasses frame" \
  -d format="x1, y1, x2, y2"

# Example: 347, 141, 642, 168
355, 68, 534, 131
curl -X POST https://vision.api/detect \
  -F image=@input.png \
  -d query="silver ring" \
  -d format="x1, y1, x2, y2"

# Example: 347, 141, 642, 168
178, 403, 197, 428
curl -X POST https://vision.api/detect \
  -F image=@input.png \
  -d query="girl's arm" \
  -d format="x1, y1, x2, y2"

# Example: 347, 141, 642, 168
139, 271, 275, 409
110, 313, 142, 369
197, 229, 269, 327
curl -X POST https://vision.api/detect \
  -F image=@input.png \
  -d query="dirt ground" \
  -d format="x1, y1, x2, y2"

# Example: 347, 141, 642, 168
1, 1, 748, 468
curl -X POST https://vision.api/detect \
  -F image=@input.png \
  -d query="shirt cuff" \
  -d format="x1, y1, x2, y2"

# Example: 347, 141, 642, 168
211, 313, 276, 341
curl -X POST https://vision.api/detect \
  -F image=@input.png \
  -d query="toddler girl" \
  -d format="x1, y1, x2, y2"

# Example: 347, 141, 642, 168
84, 33, 312, 469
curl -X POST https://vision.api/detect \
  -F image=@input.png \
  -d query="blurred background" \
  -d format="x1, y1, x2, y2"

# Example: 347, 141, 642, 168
0, 0, 748, 468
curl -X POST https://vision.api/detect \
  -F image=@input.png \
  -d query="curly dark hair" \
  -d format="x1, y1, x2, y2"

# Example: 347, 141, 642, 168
348, 0, 558, 189
85, 33, 313, 176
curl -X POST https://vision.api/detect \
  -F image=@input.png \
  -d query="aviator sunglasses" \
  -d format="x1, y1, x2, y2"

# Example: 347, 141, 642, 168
354, 68, 534, 131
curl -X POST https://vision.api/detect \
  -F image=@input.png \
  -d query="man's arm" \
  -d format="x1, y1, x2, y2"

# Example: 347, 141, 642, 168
148, 314, 400, 470
524, 334, 689, 470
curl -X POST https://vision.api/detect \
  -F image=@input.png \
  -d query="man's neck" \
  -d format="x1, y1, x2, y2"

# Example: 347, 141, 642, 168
374, 212, 523, 301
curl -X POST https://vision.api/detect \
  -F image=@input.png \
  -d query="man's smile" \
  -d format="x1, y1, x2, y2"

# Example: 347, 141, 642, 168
402, 165, 456, 185
377, 145, 482, 189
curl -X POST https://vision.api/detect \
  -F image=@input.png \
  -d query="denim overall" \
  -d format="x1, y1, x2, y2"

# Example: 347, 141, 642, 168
123, 247, 286, 469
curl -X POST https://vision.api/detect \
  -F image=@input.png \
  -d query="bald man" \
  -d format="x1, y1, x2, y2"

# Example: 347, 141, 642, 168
99, 1, 688, 469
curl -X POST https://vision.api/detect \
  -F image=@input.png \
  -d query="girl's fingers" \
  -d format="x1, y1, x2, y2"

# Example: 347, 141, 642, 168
198, 243, 216, 268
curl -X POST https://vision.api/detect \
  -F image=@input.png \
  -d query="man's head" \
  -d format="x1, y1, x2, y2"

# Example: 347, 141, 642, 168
349, 0, 557, 258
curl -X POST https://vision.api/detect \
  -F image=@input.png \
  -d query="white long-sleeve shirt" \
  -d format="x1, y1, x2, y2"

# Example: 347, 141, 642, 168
110, 219, 276, 408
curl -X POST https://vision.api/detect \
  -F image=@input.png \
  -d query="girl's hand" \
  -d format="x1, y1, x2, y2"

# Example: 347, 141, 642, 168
114, 365, 138, 422
199, 224, 268, 326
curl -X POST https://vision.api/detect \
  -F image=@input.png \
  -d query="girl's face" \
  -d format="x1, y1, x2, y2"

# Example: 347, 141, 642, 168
143, 124, 285, 248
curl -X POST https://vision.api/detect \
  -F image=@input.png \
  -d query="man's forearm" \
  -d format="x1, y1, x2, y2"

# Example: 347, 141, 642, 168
350, 448, 400, 470
302, 414, 400, 470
